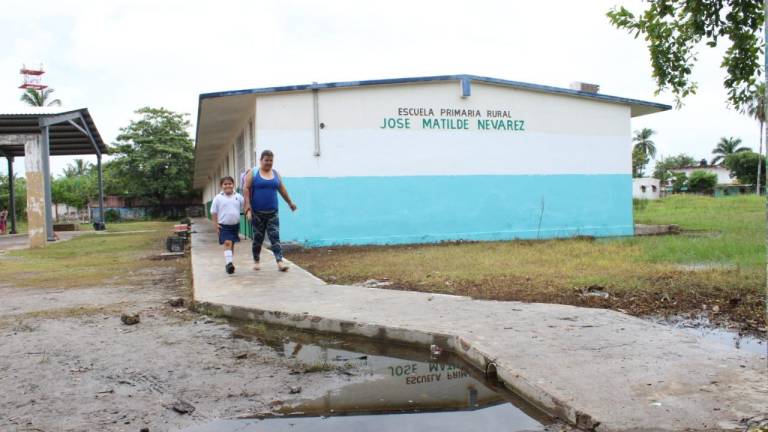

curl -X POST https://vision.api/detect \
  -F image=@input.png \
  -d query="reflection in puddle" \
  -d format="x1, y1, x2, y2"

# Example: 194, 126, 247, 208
181, 325, 552, 432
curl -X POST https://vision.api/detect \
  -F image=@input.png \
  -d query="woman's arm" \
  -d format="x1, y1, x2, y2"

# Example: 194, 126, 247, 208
243, 170, 253, 220
276, 172, 297, 211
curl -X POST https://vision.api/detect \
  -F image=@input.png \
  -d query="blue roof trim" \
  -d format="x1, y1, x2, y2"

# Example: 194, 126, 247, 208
198, 74, 671, 111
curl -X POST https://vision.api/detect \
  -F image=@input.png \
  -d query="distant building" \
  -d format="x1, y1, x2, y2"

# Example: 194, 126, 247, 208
632, 178, 661, 200
670, 165, 735, 185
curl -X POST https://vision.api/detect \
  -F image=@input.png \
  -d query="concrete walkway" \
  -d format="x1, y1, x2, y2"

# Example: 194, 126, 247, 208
191, 218, 766, 431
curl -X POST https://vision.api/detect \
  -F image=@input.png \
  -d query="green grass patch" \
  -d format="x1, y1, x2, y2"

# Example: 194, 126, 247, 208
0, 221, 174, 288
291, 195, 765, 329
627, 194, 763, 268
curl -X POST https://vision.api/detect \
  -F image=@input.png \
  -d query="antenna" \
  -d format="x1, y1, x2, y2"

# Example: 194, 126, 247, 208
19, 63, 48, 90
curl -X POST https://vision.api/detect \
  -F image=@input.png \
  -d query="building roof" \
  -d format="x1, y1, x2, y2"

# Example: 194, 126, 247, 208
672, 165, 728, 170
0, 107, 107, 157
194, 74, 672, 188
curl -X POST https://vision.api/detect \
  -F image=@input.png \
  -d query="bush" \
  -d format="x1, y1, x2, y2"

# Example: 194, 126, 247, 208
671, 172, 688, 193
688, 171, 717, 194
104, 209, 121, 222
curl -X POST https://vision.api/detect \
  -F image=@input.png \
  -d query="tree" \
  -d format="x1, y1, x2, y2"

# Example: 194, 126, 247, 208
632, 146, 649, 177
724, 151, 766, 188
0, 175, 26, 219
746, 82, 766, 194
20, 88, 62, 107
633, 128, 657, 161
108, 107, 195, 203
653, 153, 697, 181
607, 1, 764, 111
688, 171, 718, 194
711, 137, 750, 165
62, 159, 92, 178
670, 172, 688, 193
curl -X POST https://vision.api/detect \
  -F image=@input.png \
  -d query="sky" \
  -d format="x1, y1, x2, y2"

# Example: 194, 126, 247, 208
0, 0, 761, 177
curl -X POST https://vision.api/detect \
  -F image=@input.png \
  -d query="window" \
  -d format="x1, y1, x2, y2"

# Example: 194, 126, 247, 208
640, 185, 647, 193
651, 185, 657, 192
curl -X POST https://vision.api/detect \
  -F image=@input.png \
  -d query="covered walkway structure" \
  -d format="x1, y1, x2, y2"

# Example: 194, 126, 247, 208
0, 108, 108, 247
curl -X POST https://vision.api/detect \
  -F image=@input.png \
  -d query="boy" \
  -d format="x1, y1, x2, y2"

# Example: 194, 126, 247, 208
210, 176, 244, 274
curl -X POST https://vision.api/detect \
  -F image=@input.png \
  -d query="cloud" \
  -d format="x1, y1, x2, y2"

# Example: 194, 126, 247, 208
0, 0, 760, 178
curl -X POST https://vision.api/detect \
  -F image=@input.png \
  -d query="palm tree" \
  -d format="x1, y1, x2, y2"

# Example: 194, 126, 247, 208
633, 128, 657, 160
63, 159, 92, 177
20, 88, 62, 107
711, 137, 750, 165
746, 83, 766, 194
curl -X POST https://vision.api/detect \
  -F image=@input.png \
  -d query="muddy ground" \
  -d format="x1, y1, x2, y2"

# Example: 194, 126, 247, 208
0, 261, 366, 432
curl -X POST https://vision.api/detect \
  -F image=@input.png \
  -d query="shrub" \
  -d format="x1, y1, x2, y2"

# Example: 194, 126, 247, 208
671, 172, 688, 193
104, 209, 121, 222
688, 171, 718, 194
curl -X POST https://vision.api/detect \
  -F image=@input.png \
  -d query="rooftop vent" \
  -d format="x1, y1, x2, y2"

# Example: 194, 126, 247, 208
570, 82, 600, 93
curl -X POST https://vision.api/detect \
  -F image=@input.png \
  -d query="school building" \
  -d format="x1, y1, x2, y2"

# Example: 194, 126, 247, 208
193, 74, 670, 246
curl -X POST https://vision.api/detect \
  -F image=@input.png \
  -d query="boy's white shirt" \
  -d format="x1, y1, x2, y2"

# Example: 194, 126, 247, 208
211, 192, 244, 225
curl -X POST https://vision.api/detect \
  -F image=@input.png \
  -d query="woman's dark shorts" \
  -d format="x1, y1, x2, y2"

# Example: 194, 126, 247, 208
218, 223, 241, 245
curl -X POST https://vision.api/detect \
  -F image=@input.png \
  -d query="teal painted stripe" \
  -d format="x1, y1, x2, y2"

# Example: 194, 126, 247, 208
276, 175, 633, 246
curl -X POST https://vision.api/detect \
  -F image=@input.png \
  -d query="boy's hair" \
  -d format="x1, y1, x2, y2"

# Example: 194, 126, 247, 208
260, 150, 274, 160
220, 176, 235, 186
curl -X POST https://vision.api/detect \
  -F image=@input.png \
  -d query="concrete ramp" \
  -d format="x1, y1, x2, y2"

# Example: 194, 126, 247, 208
191, 218, 766, 431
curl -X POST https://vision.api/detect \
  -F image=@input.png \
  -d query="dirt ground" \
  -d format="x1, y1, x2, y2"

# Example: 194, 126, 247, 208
0, 259, 365, 432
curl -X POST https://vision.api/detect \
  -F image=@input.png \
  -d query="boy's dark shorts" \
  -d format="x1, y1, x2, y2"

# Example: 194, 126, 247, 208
218, 223, 241, 245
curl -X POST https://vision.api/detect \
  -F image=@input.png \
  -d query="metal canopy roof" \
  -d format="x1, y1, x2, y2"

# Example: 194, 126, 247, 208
0, 108, 107, 157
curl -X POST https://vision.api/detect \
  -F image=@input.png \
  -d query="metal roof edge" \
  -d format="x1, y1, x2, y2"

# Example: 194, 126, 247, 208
197, 74, 672, 111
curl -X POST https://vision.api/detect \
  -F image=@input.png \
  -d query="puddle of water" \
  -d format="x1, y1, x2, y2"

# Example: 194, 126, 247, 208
179, 324, 553, 432
650, 315, 766, 356
684, 326, 766, 355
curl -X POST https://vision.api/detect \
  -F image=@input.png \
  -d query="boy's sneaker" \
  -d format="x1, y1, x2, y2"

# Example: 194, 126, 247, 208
226, 263, 235, 274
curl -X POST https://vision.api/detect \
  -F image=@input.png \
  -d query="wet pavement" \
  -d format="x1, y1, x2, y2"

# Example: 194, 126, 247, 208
178, 326, 552, 432
191, 218, 767, 431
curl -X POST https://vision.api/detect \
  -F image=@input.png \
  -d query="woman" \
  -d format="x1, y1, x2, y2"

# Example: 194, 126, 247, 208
243, 150, 297, 271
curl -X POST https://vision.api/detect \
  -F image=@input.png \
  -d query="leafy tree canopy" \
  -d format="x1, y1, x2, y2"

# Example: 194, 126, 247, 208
608, 0, 764, 110
20, 88, 62, 107
108, 107, 195, 203
653, 153, 698, 180
724, 151, 766, 186
688, 170, 718, 193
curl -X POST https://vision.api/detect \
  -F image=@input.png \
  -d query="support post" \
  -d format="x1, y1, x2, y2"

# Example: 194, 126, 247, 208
24, 135, 46, 248
41, 126, 54, 241
96, 153, 105, 229
7, 156, 16, 234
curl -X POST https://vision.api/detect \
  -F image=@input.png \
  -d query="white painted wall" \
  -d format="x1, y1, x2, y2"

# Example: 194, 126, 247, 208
671, 166, 734, 185
632, 178, 661, 200
253, 81, 631, 179
203, 81, 633, 201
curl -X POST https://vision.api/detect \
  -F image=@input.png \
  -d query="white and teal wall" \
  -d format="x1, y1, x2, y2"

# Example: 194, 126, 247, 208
194, 75, 670, 246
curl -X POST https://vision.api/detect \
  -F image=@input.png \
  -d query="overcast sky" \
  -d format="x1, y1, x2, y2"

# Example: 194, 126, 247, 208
0, 0, 760, 177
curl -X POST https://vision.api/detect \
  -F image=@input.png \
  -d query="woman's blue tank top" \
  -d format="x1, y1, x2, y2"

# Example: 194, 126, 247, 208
251, 169, 280, 211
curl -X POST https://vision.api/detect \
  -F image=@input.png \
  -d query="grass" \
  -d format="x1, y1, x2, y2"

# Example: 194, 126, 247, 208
0, 221, 174, 288
291, 195, 766, 330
